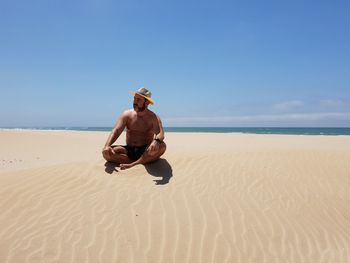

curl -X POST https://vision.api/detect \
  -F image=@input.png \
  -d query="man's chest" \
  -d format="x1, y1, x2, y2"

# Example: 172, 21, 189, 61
127, 117, 153, 132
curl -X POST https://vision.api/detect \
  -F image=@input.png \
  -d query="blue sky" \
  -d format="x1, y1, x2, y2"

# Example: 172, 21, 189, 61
1, 0, 349, 127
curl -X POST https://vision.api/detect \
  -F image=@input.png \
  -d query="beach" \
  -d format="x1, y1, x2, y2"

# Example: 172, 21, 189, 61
1, 130, 350, 262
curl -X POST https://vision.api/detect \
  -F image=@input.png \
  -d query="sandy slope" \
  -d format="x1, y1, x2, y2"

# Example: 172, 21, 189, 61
1, 131, 350, 262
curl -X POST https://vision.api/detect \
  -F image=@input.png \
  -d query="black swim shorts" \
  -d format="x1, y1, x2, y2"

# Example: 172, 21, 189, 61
122, 145, 148, 160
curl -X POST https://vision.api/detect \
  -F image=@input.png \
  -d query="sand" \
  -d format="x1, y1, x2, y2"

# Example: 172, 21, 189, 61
1, 130, 350, 262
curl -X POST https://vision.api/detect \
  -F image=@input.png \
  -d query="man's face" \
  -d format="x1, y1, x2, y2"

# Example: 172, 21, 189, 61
133, 94, 147, 112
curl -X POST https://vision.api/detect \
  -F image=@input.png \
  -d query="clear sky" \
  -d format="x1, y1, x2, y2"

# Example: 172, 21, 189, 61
1, 0, 349, 127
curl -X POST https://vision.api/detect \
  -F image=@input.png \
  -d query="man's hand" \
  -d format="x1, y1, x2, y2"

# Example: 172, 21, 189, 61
147, 140, 160, 155
102, 146, 116, 160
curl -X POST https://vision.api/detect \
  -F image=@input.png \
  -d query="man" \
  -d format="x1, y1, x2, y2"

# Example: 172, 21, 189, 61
102, 87, 166, 170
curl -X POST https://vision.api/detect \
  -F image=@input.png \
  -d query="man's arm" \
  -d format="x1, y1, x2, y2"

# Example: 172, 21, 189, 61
104, 111, 128, 148
145, 113, 166, 156
153, 114, 165, 142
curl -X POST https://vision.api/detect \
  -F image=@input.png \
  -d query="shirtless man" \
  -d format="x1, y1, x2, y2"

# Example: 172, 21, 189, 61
102, 87, 166, 170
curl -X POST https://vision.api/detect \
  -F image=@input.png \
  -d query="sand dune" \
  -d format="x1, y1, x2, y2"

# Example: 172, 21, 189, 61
1, 131, 350, 262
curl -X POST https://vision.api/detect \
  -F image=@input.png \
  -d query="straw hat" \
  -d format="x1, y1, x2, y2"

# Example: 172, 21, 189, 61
131, 87, 154, 105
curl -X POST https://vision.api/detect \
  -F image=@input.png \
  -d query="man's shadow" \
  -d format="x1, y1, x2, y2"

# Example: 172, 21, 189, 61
104, 162, 119, 174
104, 159, 173, 185
145, 158, 173, 185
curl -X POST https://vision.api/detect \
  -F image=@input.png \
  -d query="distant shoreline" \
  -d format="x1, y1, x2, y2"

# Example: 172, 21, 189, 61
1, 127, 350, 135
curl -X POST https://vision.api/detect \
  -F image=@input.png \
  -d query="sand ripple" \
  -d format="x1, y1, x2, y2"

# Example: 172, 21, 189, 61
1, 148, 350, 262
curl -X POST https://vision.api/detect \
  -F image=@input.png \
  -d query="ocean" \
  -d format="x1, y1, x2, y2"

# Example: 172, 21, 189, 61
1, 127, 350, 135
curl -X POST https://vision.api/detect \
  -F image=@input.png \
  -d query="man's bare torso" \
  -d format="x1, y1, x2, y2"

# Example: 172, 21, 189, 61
125, 109, 157, 146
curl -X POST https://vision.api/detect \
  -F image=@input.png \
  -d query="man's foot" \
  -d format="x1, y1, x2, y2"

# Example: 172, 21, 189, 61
120, 163, 135, 170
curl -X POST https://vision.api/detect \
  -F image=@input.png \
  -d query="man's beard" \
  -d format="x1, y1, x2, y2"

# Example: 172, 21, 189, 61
133, 103, 146, 112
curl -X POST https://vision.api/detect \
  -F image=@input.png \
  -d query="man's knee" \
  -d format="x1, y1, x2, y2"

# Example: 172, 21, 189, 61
103, 149, 117, 161
159, 143, 166, 156
103, 152, 112, 162
147, 143, 166, 157
112, 146, 127, 154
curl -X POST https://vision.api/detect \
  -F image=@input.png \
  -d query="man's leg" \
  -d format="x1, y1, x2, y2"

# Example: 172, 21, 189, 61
103, 146, 133, 165
120, 142, 166, 170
